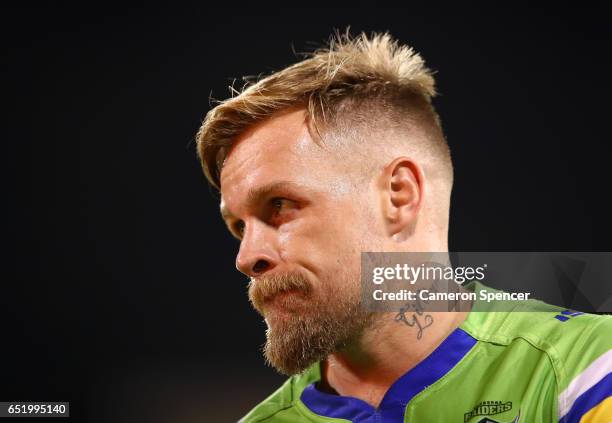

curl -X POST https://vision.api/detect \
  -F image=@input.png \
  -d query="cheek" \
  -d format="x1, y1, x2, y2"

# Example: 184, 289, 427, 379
278, 209, 363, 275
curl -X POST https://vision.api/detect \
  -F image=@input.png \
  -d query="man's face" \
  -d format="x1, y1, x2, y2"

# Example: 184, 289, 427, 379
219, 108, 378, 374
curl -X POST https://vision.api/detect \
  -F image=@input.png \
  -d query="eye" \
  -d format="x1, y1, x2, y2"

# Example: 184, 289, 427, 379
234, 220, 245, 237
271, 197, 295, 215
272, 197, 285, 211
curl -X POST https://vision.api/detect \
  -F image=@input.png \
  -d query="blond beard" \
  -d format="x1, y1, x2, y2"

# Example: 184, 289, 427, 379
248, 271, 374, 375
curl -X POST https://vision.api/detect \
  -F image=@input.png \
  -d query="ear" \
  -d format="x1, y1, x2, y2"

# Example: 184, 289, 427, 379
378, 157, 424, 241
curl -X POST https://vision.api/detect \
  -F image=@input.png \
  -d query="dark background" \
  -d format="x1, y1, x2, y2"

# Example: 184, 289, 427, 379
3, 4, 611, 422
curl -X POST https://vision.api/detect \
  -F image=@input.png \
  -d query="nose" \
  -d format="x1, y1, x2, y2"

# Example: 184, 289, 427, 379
235, 220, 277, 277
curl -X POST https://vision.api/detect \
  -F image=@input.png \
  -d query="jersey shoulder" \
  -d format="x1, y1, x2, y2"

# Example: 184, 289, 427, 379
239, 362, 321, 423
463, 281, 612, 361
463, 281, 612, 422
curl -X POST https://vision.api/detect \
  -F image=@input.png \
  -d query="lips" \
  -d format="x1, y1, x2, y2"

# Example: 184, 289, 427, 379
248, 272, 313, 316
262, 288, 308, 312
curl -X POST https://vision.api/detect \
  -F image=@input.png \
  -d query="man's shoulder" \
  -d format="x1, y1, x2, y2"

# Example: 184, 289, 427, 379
502, 304, 612, 374
238, 362, 321, 423
463, 284, 612, 421
474, 292, 610, 350
464, 281, 612, 352
464, 282, 612, 393
238, 377, 294, 423
492, 294, 612, 361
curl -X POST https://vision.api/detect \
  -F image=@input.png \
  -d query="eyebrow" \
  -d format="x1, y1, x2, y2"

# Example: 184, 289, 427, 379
220, 180, 305, 221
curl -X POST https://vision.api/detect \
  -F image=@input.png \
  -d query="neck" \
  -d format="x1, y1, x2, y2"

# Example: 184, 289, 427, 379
319, 309, 469, 408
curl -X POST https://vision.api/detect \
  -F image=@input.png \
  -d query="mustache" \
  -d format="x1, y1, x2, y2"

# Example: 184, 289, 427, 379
248, 272, 312, 313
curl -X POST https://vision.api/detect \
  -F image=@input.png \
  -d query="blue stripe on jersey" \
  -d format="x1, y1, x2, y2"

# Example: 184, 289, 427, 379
559, 372, 612, 423
300, 327, 477, 422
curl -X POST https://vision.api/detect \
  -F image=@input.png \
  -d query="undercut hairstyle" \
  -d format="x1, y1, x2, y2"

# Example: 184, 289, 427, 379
196, 29, 453, 190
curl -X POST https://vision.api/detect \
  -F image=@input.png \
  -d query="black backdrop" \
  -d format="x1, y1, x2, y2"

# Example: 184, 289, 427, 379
3, 4, 611, 422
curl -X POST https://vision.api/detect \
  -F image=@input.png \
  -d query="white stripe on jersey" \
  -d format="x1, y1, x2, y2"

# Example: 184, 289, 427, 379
558, 349, 612, 419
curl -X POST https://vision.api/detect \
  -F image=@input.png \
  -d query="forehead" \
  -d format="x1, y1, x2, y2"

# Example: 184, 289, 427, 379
219, 108, 330, 206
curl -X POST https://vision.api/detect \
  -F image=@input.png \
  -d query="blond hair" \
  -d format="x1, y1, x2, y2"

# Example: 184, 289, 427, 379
196, 29, 451, 190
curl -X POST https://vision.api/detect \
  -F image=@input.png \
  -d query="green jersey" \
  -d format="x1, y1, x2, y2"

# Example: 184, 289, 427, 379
239, 282, 612, 423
